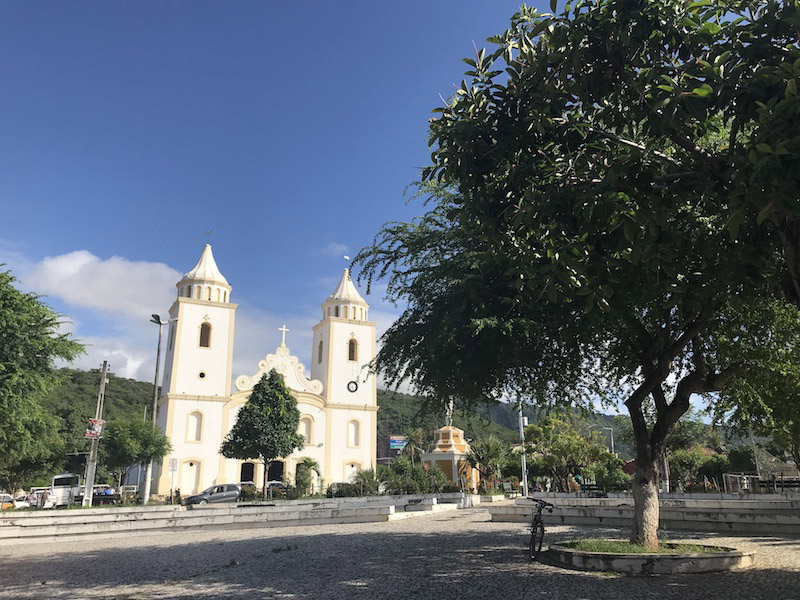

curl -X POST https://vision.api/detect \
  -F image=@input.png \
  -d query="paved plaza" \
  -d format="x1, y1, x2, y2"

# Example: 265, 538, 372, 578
2, 508, 799, 599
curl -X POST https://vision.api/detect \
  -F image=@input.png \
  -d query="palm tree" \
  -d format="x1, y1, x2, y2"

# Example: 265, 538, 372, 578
295, 457, 320, 496
403, 427, 428, 466
351, 467, 384, 496
466, 435, 510, 493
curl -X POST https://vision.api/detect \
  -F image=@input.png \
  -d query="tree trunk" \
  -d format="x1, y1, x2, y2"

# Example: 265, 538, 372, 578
630, 459, 660, 550
262, 459, 270, 500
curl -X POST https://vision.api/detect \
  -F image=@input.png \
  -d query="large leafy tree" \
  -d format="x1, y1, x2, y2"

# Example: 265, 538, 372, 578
100, 418, 171, 489
357, 0, 800, 549
0, 269, 83, 492
221, 370, 304, 498
525, 414, 610, 492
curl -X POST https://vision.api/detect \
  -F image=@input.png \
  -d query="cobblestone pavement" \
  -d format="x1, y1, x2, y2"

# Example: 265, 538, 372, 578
2, 508, 800, 599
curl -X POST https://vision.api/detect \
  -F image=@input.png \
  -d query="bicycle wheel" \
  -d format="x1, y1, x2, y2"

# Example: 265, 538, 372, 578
528, 521, 545, 561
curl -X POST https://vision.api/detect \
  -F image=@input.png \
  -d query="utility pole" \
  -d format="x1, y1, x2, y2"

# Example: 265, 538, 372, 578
82, 361, 109, 507
517, 403, 529, 497
143, 315, 168, 505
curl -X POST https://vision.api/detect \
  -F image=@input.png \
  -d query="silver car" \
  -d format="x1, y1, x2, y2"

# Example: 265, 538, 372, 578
184, 484, 241, 505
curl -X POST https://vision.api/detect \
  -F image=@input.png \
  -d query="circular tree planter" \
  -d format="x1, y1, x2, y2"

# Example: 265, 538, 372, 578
548, 541, 755, 575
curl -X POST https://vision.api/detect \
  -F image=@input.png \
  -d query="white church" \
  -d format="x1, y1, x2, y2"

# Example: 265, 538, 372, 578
153, 244, 377, 496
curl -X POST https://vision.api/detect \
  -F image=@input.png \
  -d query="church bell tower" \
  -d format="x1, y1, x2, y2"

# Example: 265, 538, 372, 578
160, 244, 236, 398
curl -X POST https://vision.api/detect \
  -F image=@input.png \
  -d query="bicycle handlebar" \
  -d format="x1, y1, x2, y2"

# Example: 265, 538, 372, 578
527, 498, 555, 508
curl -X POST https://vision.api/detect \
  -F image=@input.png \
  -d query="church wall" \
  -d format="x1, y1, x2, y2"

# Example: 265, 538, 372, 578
167, 396, 227, 494
323, 318, 376, 407
170, 300, 234, 398
327, 406, 376, 483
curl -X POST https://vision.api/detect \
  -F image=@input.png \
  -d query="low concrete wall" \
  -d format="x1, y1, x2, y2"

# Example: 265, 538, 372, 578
490, 503, 800, 535
548, 543, 755, 574
0, 493, 473, 545
515, 496, 800, 511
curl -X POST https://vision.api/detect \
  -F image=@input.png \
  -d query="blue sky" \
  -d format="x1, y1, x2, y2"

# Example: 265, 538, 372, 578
1, 1, 542, 384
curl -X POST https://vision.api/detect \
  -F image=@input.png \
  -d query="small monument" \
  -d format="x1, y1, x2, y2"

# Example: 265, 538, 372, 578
421, 404, 480, 491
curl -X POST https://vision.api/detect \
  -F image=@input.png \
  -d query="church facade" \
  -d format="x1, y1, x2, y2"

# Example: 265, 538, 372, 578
153, 244, 377, 496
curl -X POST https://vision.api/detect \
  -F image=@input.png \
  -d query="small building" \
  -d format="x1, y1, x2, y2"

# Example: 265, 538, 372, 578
421, 425, 480, 491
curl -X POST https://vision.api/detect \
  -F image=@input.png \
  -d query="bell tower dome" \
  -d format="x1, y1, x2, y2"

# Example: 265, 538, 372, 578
160, 244, 237, 399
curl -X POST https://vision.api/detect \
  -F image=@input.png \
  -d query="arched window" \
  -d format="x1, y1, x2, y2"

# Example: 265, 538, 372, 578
194, 286, 201, 299
334, 306, 340, 318
347, 420, 360, 447
299, 416, 313, 444
215, 288, 221, 302
199, 323, 211, 348
206, 287, 212, 301
318, 340, 323, 363
348, 339, 357, 361
223, 290, 228, 303
187, 411, 203, 442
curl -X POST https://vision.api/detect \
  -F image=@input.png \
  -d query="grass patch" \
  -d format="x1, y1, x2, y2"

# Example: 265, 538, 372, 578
566, 539, 726, 554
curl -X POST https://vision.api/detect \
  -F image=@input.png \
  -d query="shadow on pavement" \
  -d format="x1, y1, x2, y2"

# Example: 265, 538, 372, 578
2, 520, 799, 599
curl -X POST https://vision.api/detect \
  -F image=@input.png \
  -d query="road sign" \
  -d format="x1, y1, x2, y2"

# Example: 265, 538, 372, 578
169, 458, 178, 472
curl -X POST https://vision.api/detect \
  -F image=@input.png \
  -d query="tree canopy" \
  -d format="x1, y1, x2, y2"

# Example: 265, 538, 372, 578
100, 418, 171, 488
356, 0, 800, 548
0, 269, 83, 492
220, 369, 304, 497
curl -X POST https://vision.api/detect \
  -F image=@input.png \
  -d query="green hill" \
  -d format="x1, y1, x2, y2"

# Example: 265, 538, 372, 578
42, 369, 631, 467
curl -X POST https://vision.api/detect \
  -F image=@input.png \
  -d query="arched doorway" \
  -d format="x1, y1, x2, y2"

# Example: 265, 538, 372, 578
240, 462, 255, 483
267, 460, 284, 482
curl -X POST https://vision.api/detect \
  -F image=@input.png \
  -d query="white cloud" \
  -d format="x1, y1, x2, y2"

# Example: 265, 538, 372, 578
24, 250, 181, 320
60, 337, 152, 381
322, 241, 349, 257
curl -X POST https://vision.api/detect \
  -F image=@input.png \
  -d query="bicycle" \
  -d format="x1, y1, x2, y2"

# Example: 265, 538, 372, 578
527, 498, 554, 561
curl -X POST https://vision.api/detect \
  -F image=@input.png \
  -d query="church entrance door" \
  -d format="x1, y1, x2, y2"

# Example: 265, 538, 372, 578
267, 460, 284, 482
240, 462, 255, 483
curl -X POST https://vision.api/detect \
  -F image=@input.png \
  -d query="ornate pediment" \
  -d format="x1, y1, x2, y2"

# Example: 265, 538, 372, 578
235, 344, 323, 396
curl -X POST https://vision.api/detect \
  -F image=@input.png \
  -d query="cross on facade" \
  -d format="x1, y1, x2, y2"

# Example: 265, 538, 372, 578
279, 324, 289, 347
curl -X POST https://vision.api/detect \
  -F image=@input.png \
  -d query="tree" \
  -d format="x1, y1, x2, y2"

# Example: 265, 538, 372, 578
0, 269, 83, 492
295, 456, 320, 496
356, 1, 800, 549
465, 435, 510, 493
403, 427, 429, 466
525, 414, 610, 492
100, 418, 171, 489
220, 370, 304, 499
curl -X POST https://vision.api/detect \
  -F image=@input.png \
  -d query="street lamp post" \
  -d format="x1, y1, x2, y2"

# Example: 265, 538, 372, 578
142, 314, 169, 505
590, 425, 616, 455
517, 403, 529, 497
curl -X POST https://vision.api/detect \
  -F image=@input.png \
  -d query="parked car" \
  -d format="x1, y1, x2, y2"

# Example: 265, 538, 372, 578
184, 484, 241, 505
265, 480, 287, 498
0, 493, 14, 510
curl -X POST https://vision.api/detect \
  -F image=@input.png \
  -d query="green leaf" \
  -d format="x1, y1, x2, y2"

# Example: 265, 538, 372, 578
757, 201, 776, 225
726, 209, 746, 240
756, 143, 773, 154
550, 0, 557, 12
787, 79, 797, 98
690, 83, 713, 97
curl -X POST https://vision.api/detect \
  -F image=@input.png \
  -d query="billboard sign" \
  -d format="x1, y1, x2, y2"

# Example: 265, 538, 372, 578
389, 435, 408, 450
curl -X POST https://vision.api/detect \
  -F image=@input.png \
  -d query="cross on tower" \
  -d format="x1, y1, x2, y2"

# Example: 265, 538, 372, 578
279, 324, 289, 347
